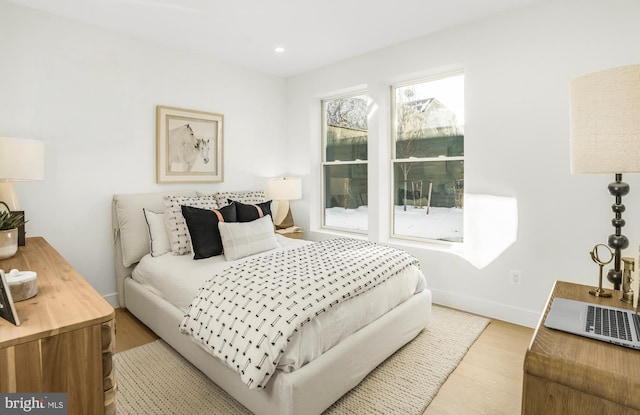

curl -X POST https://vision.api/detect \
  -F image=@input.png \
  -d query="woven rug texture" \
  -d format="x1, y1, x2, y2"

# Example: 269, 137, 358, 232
115, 305, 489, 415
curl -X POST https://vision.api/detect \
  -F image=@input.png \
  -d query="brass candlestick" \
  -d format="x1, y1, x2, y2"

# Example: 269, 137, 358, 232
620, 257, 635, 304
589, 244, 614, 298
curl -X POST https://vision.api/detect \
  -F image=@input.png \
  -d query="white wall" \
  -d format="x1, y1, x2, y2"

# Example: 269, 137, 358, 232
286, 0, 640, 327
0, 1, 288, 305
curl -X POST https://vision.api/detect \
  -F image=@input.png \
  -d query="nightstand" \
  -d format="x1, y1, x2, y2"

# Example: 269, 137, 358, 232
276, 227, 304, 239
0, 237, 116, 415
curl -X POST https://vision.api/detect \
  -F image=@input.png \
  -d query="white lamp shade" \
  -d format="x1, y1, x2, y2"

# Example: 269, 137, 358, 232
0, 137, 45, 210
570, 64, 640, 174
267, 177, 302, 200
0, 137, 45, 181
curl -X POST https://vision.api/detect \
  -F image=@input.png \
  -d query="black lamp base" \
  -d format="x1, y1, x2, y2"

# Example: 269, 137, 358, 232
607, 173, 629, 290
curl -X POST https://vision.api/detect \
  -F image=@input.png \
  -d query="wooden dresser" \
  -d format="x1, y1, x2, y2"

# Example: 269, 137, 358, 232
0, 237, 116, 415
523, 280, 640, 414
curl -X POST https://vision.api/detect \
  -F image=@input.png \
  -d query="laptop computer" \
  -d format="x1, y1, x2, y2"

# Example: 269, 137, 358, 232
544, 297, 640, 350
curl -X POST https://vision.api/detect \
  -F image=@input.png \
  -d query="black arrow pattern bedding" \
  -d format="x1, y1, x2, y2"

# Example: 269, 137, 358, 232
179, 238, 420, 389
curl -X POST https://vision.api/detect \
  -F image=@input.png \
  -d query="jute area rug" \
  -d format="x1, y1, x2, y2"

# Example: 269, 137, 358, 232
115, 305, 489, 415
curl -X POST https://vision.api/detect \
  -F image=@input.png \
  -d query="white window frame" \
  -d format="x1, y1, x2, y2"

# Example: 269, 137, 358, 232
390, 71, 465, 244
321, 91, 369, 234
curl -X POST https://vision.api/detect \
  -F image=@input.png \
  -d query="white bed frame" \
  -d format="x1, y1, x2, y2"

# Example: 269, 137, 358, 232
112, 191, 432, 415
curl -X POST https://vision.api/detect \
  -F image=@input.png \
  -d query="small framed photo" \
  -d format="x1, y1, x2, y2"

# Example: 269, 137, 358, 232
0, 270, 20, 326
156, 105, 224, 183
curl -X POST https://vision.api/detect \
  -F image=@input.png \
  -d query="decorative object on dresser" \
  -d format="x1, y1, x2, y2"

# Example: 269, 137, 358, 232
0, 237, 116, 415
0, 270, 20, 325
156, 105, 224, 183
587, 243, 614, 298
4, 268, 38, 301
267, 176, 302, 229
0, 203, 26, 259
570, 64, 640, 294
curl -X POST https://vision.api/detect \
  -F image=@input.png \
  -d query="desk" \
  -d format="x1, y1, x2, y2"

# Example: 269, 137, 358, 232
523, 280, 640, 414
0, 237, 116, 415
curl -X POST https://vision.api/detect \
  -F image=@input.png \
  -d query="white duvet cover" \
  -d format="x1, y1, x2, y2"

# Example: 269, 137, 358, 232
132, 235, 427, 372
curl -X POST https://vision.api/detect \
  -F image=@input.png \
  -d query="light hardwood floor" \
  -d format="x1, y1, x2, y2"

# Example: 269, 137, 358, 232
115, 308, 533, 414
424, 318, 533, 415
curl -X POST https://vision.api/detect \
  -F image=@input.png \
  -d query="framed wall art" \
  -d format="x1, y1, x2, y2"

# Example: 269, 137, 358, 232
156, 105, 224, 183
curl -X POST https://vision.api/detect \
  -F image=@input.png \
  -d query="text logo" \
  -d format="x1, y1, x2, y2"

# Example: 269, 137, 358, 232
0, 393, 67, 414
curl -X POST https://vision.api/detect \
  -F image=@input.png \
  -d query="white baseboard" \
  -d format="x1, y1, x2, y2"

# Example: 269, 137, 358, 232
431, 288, 541, 328
103, 292, 120, 309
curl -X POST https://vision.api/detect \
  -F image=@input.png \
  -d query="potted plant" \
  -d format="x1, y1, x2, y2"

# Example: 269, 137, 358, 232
0, 209, 25, 259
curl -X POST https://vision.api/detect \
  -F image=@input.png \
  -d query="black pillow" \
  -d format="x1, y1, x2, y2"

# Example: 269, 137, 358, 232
181, 203, 237, 259
229, 199, 272, 223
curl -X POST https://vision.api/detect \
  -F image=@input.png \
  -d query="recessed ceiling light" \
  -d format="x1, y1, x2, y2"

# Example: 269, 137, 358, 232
274, 47, 285, 53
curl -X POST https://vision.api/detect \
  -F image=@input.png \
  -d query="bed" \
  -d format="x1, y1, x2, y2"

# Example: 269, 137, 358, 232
112, 190, 432, 415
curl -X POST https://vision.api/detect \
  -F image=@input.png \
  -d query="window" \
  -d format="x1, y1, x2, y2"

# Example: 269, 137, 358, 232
391, 73, 464, 242
322, 93, 369, 232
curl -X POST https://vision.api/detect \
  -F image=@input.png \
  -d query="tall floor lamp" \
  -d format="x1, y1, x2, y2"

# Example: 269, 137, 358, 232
570, 64, 640, 293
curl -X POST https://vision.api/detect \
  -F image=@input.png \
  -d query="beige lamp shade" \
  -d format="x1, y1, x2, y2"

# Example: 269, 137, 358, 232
570, 64, 640, 174
0, 137, 45, 210
267, 177, 302, 201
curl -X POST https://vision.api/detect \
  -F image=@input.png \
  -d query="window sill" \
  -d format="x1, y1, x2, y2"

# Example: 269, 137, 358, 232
308, 228, 462, 256
384, 236, 462, 256
310, 228, 369, 241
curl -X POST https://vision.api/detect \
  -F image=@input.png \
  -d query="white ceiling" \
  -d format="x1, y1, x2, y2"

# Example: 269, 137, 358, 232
7, 0, 541, 77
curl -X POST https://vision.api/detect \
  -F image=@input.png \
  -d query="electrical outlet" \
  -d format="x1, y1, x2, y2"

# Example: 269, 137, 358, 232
509, 270, 522, 285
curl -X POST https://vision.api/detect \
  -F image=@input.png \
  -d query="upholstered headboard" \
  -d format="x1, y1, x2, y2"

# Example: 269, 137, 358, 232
112, 189, 267, 307
112, 190, 197, 307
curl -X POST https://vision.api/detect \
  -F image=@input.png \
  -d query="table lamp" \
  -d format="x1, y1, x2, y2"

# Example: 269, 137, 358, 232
0, 137, 45, 211
267, 177, 302, 229
570, 64, 640, 295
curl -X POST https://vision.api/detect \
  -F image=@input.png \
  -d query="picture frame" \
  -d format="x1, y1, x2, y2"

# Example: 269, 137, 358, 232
0, 270, 20, 326
156, 105, 224, 183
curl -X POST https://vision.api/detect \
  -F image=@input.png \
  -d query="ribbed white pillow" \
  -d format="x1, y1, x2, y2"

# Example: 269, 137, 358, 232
218, 216, 279, 261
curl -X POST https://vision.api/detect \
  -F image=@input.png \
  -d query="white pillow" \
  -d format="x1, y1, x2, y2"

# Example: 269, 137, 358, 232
163, 195, 219, 255
114, 191, 198, 267
219, 216, 280, 261
143, 208, 171, 257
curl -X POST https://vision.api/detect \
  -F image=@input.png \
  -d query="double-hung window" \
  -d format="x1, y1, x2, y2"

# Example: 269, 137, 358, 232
391, 73, 465, 243
321, 93, 369, 232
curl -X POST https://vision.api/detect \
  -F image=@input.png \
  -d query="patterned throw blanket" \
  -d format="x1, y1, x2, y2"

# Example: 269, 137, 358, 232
179, 238, 419, 389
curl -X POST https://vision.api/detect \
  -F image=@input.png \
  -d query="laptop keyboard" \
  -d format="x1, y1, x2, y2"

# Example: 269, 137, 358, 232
585, 305, 638, 341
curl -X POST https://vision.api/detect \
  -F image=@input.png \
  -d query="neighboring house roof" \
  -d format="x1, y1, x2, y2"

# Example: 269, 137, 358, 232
398, 98, 463, 139
326, 96, 463, 141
